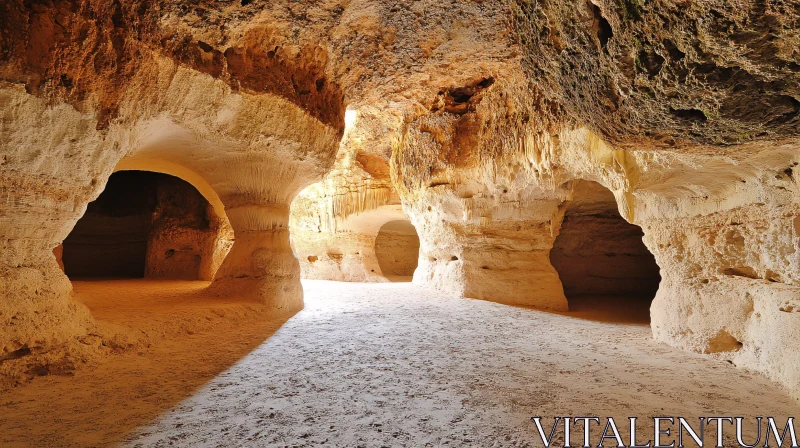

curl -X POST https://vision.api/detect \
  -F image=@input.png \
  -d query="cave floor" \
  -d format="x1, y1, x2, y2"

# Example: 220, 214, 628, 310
1, 280, 798, 447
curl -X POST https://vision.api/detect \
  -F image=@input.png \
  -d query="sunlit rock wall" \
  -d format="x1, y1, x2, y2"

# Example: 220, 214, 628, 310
393, 74, 571, 310
0, 0, 797, 400
290, 107, 407, 282
0, 1, 345, 387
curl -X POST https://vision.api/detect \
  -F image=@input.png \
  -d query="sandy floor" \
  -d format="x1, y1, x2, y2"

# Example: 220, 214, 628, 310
1, 280, 798, 447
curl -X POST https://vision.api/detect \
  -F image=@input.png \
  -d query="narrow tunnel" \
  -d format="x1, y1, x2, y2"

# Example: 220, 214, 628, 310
61, 170, 230, 280
374, 219, 421, 282
550, 181, 661, 322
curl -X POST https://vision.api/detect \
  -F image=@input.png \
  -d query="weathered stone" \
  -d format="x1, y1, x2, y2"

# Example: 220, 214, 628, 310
0, 0, 798, 401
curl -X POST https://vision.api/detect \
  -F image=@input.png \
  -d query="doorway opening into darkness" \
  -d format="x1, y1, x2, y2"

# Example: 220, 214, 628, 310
550, 181, 661, 323
61, 170, 231, 280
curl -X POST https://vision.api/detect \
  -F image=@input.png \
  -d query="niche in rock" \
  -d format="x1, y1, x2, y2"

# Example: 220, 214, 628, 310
374, 220, 421, 281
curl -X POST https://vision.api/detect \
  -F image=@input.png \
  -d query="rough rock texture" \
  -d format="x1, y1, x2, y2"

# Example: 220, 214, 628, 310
0, 1, 345, 386
1, 0, 799, 401
143, 172, 232, 281
511, 0, 800, 148
393, 73, 572, 310
292, 204, 410, 283
289, 108, 404, 283
638, 154, 800, 397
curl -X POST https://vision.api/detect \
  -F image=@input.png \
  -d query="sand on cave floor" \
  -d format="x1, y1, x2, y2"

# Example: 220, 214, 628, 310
1, 280, 798, 448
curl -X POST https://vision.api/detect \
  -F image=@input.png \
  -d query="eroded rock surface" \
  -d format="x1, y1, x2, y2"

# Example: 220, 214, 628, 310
511, 0, 800, 148
1, 0, 798, 401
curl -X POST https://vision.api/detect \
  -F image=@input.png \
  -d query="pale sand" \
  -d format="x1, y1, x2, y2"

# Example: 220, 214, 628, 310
1, 280, 797, 447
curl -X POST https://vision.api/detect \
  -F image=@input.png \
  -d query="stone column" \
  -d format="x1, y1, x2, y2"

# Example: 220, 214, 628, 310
210, 204, 304, 314
392, 76, 570, 310
0, 86, 122, 356
405, 190, 569, 310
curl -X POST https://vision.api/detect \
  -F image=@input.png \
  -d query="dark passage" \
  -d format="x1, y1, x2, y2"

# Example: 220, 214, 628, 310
550, 181, 661, 322
62, 171, 216, 279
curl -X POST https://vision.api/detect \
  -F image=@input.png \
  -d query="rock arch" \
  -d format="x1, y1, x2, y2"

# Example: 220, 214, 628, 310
550, 180, 661, 319
114, 158, 227, 227
59, 169, 233, 281
374, 219, 421, 281
0, 62, 343, 379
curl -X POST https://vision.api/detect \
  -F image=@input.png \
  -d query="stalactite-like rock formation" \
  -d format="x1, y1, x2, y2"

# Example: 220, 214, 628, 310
290, 107, 406, 283
1, 0, 798, 401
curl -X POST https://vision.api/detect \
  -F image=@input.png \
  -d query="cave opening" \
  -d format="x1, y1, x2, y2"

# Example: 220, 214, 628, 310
61, 170, 230, 280
374, 219, 421, 282
550, 181, 661, 323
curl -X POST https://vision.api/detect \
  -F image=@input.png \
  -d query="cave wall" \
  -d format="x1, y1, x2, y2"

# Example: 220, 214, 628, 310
144, 174, 232, 281
503, 0, 800, 397
0, 0, 798, 401
393, 74, 571, 310
0, 86, 116, 384
294, 229, 385, 283
644, 197, 800, 398
290, 107, 407, 283
510, 0, 800, 149
62, 172, 157, 278
550, 181, 661, 296
374, 220, 420, 277
0, 1, 344, 384
292, 200, 410, 283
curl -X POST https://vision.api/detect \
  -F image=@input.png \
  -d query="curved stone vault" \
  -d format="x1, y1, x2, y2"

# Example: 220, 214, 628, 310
0, 0, 798, 402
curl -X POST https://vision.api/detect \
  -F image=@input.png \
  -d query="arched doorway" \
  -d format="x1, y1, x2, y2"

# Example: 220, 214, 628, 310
374, 220, 421, 282
550, 181, 661, 322
61, 171, 232, 280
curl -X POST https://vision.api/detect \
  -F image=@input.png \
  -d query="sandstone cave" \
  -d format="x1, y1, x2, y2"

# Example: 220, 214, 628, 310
374, 219, 421, 280
1, 1, 799, 445
61, 171, 230, 281
550, 181, 661, 321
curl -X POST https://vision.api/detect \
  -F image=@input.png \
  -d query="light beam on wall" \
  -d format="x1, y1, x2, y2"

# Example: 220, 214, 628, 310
344, 109, 358, 133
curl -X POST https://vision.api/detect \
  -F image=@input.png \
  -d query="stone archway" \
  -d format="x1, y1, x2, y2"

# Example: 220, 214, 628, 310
60, 170, 232, 281
113, 158, 233, 281
292, 204, 420, 283
550, 181, 661, 321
